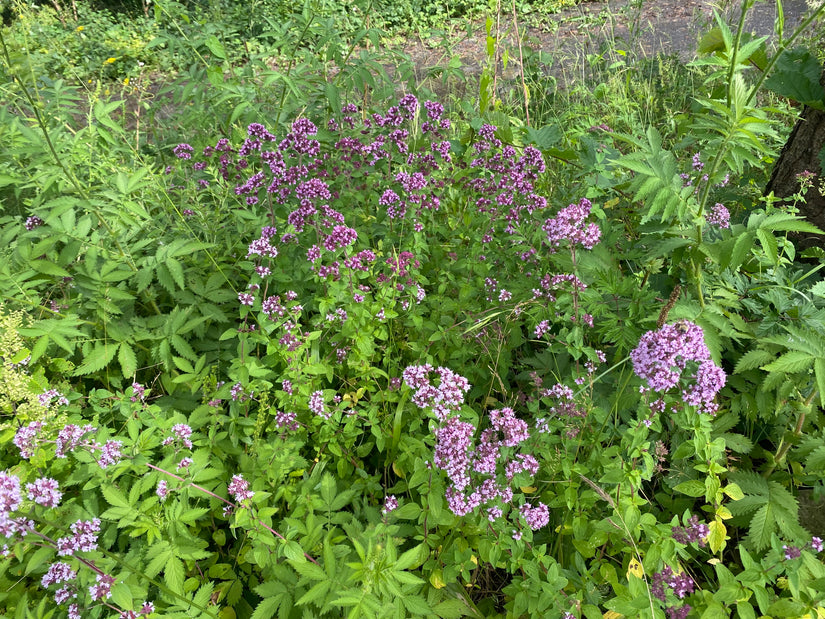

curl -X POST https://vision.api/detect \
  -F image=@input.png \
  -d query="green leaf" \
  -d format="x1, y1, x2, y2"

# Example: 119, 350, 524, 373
30, 260, 71, 277
673, 480, 706, 497
282, 540, 306, 563
164, 555, 185, 593
204, 35, 227, 60
761, 350, 814, 373
73, 341, 118, 376
295, 580, 330, 606
806, 445, 825, 472
815, 358, 825, 408
764, 47, 825, 109
400, 594, 431, 615
118, 343, 137, 378
432, 599, 470, 618
734, 349, 775, 373
101, 485, 130, 508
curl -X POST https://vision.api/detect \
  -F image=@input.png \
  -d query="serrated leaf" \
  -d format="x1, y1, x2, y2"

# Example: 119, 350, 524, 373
101, 485, 130, 508
73, 341, 118, 376
735, 349, 776, 373
745, 504, 775, 551
764, 47, 825, 109
806, 445, 825, 472
251, 596, 283, 619
282, 540, 305, 563
815, 358, 825, 408
720, 433, 753, 454
118, 343, 137, 378
164, 556, 185, 593
761, 350, 814, 373
400, 594, 431, 614
295, 580, 330, 606
432, 598, 469, 618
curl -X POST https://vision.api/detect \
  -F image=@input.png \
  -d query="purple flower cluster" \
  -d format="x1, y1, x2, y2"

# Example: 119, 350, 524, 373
631, 321, 725, 414
672, 514, 709, 546
542, 198, 602, 252
228, 474, 255, 503
25, 215, 44, 230
309, 390, 329, 420
26, 477, 62, 508
39, 388, 69, 407
382, 495, 398, 514
162, 423, 194, 449
403, 364, 471, 421
705, 203, 730, 229
651, 565, 695, 602
404, 365, 547, 529
56, 519, 101, 556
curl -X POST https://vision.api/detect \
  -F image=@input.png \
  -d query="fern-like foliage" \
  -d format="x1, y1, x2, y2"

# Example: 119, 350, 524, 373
727, 471, 809, 552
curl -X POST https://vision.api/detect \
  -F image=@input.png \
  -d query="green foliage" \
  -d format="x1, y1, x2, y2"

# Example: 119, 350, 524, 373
2, 0, 825, 617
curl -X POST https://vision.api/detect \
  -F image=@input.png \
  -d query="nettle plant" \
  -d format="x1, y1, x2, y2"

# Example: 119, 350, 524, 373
2, 77, 825, 619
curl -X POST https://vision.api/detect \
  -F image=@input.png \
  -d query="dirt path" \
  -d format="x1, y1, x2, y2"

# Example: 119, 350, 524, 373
399, 0, 817, 87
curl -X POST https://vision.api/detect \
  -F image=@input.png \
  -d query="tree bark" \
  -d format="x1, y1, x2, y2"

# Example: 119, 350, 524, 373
765, 69, 825, 251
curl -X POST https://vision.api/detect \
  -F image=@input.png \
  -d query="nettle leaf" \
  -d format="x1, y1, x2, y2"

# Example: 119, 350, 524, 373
764, 47, 825, 109
805, 446, 825, 473
735, 349, 776, 373
164, 555, 185, 594
73, 341, 118, 376
719, 433, 753, 454
761, 351, 814, 374
118, 342, 137, 378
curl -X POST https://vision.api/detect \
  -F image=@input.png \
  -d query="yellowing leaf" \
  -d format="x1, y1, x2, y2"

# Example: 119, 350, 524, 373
470, 555, 478, 565
603, 611, 624, 619
392, 461, 405, 478
708, 519, 727, 554
626, 558, 644, 579
429, 569, 446, 589
520, 486, 537, 493
716, 505, 733, 520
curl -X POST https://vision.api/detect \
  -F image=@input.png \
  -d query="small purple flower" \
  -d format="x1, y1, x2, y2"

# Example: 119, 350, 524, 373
783, 545, 801, 560
25, 215, 44, 230
14, 422, 42, 459
97, 440, 123, 469
519, 502, 549, 530
162, 424, 193, 449
156, 480, 169, 502
55, 424, 96, 458
26, 478, 62, 508
812, 537, 823, 552
238, 292, 255, 306
173, 143, 194, 159
309, 390, 329, 419
89, 573, 116, 601
130, 382, 146, 402
177, 457, 193, 470
228, 474, 254, 503
0, 471, 22, 514
41, 562, 77, 587
706, 203, 730, 229
382, 495, 398, 514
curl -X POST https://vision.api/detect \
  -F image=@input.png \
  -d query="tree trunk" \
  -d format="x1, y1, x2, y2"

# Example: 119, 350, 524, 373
765, 69, 825, 251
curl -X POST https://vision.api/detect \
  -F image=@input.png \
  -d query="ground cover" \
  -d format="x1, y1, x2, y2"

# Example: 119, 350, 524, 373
1, 0, 825, 617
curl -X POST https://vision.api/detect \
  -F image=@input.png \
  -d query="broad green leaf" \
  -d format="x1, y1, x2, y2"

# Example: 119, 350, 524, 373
674, 480, 706, 497
764, 47, 825, 109
164, 556, 185, 594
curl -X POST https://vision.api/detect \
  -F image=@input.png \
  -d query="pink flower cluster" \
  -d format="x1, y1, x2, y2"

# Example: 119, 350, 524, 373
15, 423, 123, 467
404, 366, 548, 531
630, 321, 725, 414
228, 474, 255, 503
542, 198, 602, 251
402, 364, 471, 421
